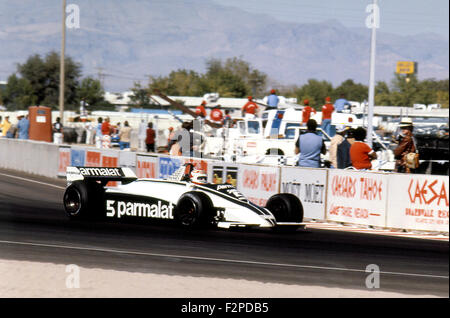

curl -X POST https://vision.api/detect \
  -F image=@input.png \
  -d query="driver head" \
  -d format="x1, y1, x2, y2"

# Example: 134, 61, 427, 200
190, 170, 207, 185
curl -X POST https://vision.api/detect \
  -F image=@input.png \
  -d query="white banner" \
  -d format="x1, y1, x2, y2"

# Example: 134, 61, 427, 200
119, 151, 137, 171
237, 164, 280, 207
327, 170, 388, 227
386, 174, 449, 232
280, 167, 327, 220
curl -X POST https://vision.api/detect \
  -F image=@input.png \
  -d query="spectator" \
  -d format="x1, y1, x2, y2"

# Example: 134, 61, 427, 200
53, 117, 63, 144
222, 110, 232, 127
295, 119, 326, 168
138, 119, 147, 151
350, 127, 377, 170
1, 116, 11, 138
328, 125, 347, 168
195, 101, 207, 119
337, 128, 355, 169
146, 122, 156, 152
334, 94, 351, 113
119, 121, 132, 150
242, 96, 258, 118
301, 99, 316, 125
266, 89, 279, 110
17, 114, 30, 140
95, 117, 103, 148
101, 117, 112, 149
210, 104, 224, 123
394, 118, 417, 173
321, 96, 334, 136
0, 116, 2, 135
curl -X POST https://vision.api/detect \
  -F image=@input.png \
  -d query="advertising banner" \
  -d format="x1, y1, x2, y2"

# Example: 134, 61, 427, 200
136, 154, 159, 179
280, 167, 327, 220
159, 156, 183, 179
85, 149, 102, 167
58, 146, 71, 176
119, 151, 137, 171
101, 149, 120, 186
237, 164, 280, 206
386, 174, 449, 232
327, 170, 388, 227
70, 148, 86, 167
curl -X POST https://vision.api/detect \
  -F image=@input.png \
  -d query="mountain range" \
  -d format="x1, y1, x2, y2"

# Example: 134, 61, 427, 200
0, 0, 448, 92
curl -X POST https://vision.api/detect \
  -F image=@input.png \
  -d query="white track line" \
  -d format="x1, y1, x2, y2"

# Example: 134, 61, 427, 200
0, 173, 65, 190
0, 240, 447, 280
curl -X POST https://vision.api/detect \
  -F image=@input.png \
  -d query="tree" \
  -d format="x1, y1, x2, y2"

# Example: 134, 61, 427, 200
294, 79, 334, 109
130, 81, 151, 107
77, 77, 105, 108
3, 51, 81, 110
334, 79, 368, 102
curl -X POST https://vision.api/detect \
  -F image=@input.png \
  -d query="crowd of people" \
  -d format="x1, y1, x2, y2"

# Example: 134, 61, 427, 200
191, 89, 416, 173
1, 89, 417, 174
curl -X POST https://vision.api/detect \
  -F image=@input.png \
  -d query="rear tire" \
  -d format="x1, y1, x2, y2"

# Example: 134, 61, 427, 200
63, 181, 103, 220
174, 192, 214, 228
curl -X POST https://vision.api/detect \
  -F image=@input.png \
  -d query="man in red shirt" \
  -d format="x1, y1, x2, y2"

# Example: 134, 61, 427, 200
301, 99, 316, 125
350, 127, 377, 170
242, 96, 258, 117
210, 105, 224, 123
321, 96, 334, 136
195, 101, 207, 118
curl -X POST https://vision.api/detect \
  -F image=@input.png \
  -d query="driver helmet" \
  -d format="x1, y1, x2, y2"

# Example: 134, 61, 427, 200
190, 170, 207, 185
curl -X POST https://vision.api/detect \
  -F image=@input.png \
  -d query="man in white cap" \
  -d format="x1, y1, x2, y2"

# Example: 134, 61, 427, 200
394, 118, 418, 173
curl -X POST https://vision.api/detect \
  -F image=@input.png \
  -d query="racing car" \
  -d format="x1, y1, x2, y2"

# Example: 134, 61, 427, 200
63, 164, 304, 231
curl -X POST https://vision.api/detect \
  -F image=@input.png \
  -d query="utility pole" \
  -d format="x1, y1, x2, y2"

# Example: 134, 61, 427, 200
367, 0, 378, 147
59, 0, 66, 123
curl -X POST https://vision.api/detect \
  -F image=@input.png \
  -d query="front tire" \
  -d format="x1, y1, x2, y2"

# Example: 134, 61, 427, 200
174, 192, 214, 228
266, 193, 303, 232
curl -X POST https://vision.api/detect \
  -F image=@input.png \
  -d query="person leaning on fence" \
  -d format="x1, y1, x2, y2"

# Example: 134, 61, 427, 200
328, 124, 347, 168
349, 127, 377, 170
53, 117, 64, 144
295, 119, 326, 168
119, 121, 132, 150
146, 122, 156, 152
394, 118, 418, 173
337, 128, 355, 169
17, 114, 29, 140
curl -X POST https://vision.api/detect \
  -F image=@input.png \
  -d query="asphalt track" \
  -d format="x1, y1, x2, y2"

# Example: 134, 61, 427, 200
0, 168, 448, 297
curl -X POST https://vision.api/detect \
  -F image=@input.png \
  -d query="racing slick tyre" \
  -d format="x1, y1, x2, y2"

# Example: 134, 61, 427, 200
174, 191, 214, 229
63, 181, 104, 220
266, 193, 303, 232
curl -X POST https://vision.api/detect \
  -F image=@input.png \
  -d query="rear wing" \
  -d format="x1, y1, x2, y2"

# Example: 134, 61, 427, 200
66, 166, 138, 185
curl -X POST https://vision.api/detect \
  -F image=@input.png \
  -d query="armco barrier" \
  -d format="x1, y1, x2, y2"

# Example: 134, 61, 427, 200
1, 139, 448, 233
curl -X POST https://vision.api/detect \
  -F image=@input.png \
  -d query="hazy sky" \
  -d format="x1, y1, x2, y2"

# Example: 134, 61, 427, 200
213, 0, 449, 39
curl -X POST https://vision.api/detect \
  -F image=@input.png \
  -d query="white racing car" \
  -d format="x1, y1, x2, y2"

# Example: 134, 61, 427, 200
63, 164, 304, 231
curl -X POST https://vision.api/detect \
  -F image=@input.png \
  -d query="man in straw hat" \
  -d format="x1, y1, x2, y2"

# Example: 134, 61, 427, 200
394, 118, 418, 173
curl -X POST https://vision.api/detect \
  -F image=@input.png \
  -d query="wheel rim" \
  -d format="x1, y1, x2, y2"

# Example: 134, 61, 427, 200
178, 199, 198, 226
64, 187, 81, 216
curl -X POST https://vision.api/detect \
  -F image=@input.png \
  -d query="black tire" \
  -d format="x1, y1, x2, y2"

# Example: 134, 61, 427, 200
174, 191, 214, 228
266, 193, 304, 231
63, 181, 103, 220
